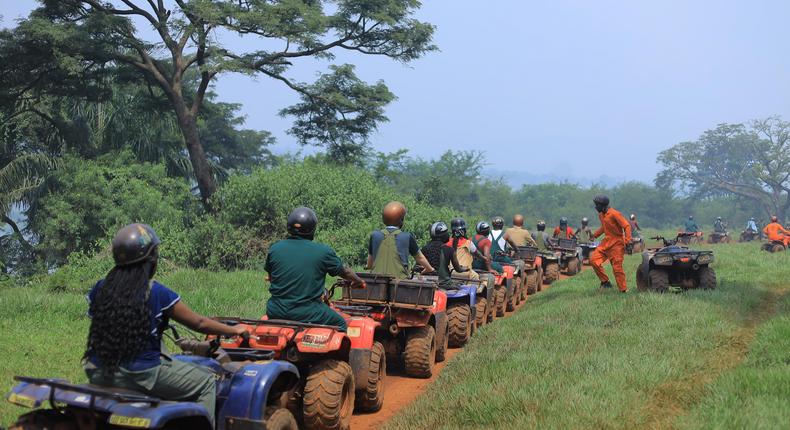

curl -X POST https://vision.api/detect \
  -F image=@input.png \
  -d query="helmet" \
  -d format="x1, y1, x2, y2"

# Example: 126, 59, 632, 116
750, 217, 755, 221
581, 217, 588, 226
430, 221, 450, 241
450, 217, 467, 237
513, 214, 524, 227
382, 201, 407, 227
559, 217, 568, 227
476, 221, 491, 235
491, 216, 505, 230
112, 223, 161, 266
287, 206, 318, 239
630, 213, 636, 220
593, 195, 609, 213
771, 215, 778, 222
536, 220, 546, 231
689, 215, 694, 220
716, 217, 722, 221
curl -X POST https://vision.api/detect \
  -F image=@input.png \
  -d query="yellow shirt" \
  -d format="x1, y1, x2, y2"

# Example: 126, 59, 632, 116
506, 227, 537, 247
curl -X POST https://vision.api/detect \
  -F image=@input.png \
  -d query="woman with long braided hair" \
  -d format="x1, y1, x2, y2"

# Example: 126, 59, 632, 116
84, 224, 246, 424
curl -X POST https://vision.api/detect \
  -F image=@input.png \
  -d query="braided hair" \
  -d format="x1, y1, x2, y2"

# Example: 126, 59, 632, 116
85, 258, 156, 371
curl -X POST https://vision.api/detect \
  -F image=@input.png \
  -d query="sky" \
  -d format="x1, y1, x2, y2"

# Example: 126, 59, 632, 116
3, 0, 790, 183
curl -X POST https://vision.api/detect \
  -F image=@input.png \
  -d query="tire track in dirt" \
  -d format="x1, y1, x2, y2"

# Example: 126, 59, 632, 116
642, 286, 790, 429
350, 268, 585, 429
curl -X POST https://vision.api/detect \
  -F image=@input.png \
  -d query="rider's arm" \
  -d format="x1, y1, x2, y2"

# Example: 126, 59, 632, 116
450, 250, 468, 272
339, 266, 365, 288
414, 251, 435, 273
504, 233, 519, 251
169, 302, 247, 337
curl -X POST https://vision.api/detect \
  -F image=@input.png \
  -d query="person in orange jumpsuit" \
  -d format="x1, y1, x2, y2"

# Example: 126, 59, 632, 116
589, 195, 632, 292
763, 215, 790, 246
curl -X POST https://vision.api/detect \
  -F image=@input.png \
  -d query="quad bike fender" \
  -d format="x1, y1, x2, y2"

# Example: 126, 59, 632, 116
502, 265, 516, 279
445, 285, 477, 308
7, 378, 214, 430
345, 317, 380, 349
639, 252, 651, 281
220, 362, 300, 425
295, 327, 350, 355
433, 289, 447, 313
249, 326, 296, 353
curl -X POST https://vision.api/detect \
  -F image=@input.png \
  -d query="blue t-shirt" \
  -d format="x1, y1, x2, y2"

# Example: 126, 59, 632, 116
87, 280, 180, 371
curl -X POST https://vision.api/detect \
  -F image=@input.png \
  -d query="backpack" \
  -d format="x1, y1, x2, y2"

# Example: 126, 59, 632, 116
371, 228, 409, 278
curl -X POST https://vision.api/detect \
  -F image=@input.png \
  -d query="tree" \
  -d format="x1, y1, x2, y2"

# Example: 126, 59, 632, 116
656, 117, 790, 221
16, 0, 435, 210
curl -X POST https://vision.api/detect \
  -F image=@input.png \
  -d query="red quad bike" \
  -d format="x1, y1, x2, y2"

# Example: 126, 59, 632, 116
486, 263, 516, 318
516, 246, 543, 296
332, 273, 449, 380
216, 300, 385, 430
761, 239, 787, 253
677, 231, 704, 245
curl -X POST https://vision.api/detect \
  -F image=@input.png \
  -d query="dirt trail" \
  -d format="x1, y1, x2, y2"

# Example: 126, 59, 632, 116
350, 268, 583, 429
644, 286, 790, 428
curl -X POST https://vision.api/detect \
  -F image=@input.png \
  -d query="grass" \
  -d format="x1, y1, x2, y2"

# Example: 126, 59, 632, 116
1, 240, 788, 428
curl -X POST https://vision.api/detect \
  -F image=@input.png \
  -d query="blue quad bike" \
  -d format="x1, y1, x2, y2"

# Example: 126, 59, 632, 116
5, 330, 301, 430
409, 273, 480, 348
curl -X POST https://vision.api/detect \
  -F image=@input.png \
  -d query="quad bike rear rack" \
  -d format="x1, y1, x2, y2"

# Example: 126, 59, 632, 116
13, 376, 161, 411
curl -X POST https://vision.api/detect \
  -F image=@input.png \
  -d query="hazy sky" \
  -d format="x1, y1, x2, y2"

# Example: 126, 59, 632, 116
3, 1, 790, 182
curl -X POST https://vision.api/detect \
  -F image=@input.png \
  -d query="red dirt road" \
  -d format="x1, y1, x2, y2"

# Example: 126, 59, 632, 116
349, 268, 585, 429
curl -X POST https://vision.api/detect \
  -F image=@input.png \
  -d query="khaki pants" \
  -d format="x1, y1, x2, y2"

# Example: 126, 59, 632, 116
86, 358, 216, 425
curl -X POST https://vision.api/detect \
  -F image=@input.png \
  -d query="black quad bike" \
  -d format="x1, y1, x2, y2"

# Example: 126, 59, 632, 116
547, 238, 582, 276
635, 233, 717, 293
761, 240, 787, 253
739, 229, 760, 242
537, 249, 561, 285
708, 231, 731, 244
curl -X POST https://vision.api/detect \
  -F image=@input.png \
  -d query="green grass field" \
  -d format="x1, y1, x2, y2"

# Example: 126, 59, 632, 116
1, 239, 788, 428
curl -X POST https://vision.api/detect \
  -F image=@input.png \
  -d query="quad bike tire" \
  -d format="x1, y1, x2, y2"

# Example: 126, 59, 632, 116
506, 277, 518, 311
772, 244, 786, 253
512, 276, 522, 306
302, 359, 355, 430
495, 282, 508, 317
697, 266, 717, 290
265, 408, 299, 430
544, 263, 560, 284
537, 266, 544, 291
9, 410, 75, 430
355, 341, 386, 412
526, 269, 539, 295
475, 296, 488, 328
447, 303, 473, 347
636, 268, 648, 291
648, 269, 669, 293
566, 258, 580, 276
404, 326, 436, 378
435, 317, 449, 363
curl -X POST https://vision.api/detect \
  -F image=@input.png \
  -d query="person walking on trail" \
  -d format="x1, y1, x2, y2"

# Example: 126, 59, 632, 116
422, 221, 469, 289
576, 217, 595, 244
84, 224, 248, 425
506, 214, 538, 247
447, 217, 486, 280
684, 215, 699, 233
265, 207, 366, 331
553, 217, 575, 239
589, 195, 632, 293
367, 201, 434, 278
763, 215, 790, 247
629, 214, 641, 238
472, 221, 502, 274
531, 220, 551, 250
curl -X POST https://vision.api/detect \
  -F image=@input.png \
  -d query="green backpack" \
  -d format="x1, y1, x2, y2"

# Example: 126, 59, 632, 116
371, 228, 409, 278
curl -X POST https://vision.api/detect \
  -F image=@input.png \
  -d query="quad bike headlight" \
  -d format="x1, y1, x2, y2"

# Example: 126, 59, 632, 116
696, 254, 713, 265
653, 254, 674, 265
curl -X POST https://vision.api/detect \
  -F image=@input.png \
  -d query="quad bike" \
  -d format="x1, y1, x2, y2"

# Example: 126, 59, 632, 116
626, 237, 645, 254
707, 231, 731, 244
579, 241, 599, 265
635, 233, 717, 293
332, 272, 448, 380
739, 229, 760, 242
450, 272, 495, 330
515, 246, 543, 295
677, 231, 703, 245
761, 239, 787, 253
547, 238, 583, 276
493, 252, 525, 313
537, 249, 561, 285
418, 272, 481, 348
6, 327, 300, 430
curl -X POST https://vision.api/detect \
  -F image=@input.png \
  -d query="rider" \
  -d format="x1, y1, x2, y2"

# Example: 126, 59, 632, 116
590, 195, 631, 293
684, 215, 700, 233
713, 217, 726, 234
367, 201, 434, 277
575, 217, 595, 244
746, 217, 758, 233
84, 224, 247, 425
472, 221, 503, 273
531, 220, 551, 250
552, 217, 575, 239
489, 216, 523, 274
422, 221, 468, 288
448, 217, 485, 280
506, 214, 538, 247
265, 207, 365, 331
629, 214, 641, 239
763, 215, 790, 247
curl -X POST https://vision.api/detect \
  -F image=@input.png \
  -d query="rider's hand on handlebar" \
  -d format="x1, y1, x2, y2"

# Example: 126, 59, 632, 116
232, 325, 249, 337
351, 279, 367, 289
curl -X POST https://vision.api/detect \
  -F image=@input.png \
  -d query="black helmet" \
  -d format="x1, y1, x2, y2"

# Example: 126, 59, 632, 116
450, 217, 467, 237
716, 216, 722, 221
287, 207, 318, 239
112, 223, 161, 266
476, 221, 491, 235
581, 217, 589, 226
491, 216, 505, 229
593, 195, 609, 213
536, 220, 546, 231
430, 221, 450, 241
559, 217, 568, 226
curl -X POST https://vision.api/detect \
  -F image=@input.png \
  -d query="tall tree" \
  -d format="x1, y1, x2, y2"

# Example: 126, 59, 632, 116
656, 117, 790, 221
16, 0, 435, 210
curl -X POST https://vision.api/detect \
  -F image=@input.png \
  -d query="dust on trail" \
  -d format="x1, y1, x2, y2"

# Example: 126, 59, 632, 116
643, 286, 790, 429
350, 268, 584, 429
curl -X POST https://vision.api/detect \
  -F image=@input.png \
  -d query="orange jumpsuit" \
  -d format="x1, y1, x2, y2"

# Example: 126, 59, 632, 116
590, 208, 632, 291
763, 222, 790, 246
553, 226, 575, 239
